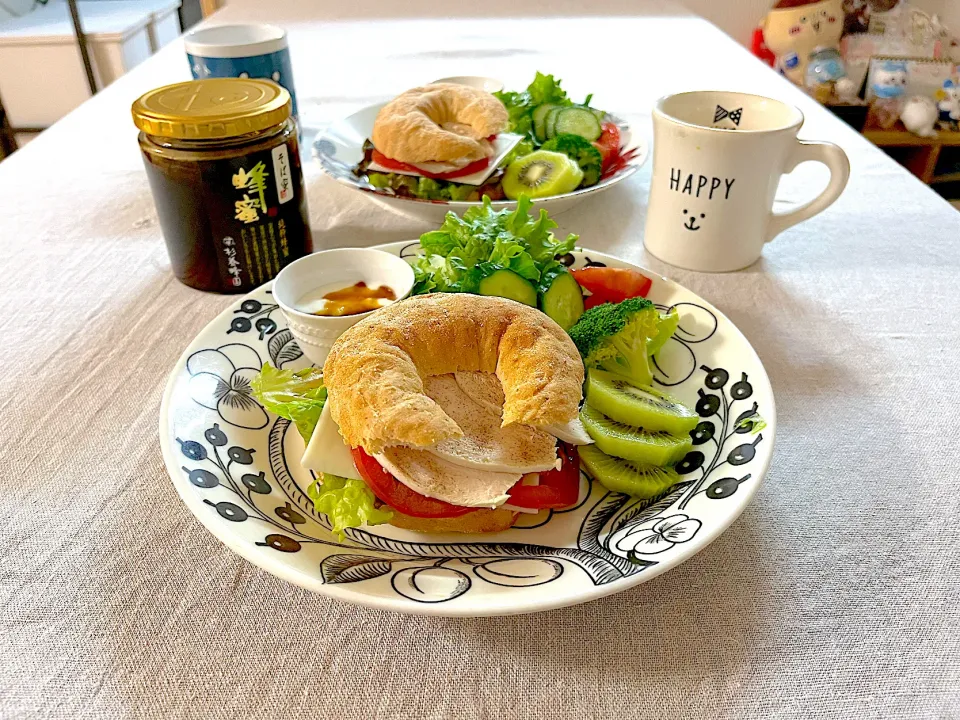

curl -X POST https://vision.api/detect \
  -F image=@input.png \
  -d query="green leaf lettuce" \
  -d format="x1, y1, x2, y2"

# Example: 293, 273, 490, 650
411, 195, 577, 296
250, 364, 326, 443
307, 474, 392, 540
251, 365, 393, 538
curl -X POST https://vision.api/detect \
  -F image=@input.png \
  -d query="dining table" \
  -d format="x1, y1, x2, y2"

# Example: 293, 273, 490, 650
2, 0, 959, 717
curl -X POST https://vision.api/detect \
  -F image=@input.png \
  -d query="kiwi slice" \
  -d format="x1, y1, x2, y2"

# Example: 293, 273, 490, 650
579, 444, 680, 498
502, 150, 584, 200
585, 369, 698, 436
581, 405, 692, 467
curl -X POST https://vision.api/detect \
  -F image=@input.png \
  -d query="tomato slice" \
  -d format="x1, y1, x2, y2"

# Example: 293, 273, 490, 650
506, 444, 580, 510
350, 447, 476, 518
584, 293, 612, 310
593, 122, 621, 174
572, 267, 652, 302
371, 149, 490, 180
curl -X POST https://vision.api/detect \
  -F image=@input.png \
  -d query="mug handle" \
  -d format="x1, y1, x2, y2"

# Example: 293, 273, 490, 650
765, 140, 850, 243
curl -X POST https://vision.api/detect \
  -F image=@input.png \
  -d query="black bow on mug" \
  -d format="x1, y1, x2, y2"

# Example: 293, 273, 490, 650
714, 105, 743, 126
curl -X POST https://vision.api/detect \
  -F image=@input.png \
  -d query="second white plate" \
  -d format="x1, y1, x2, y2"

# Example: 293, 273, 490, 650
313, 102, 647, 221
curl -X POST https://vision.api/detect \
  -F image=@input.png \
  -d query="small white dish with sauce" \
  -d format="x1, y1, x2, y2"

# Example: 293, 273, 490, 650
273, 248, 415, 366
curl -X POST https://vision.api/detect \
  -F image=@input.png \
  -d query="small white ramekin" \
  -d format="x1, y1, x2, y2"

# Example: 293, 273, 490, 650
272, 248, 415, 366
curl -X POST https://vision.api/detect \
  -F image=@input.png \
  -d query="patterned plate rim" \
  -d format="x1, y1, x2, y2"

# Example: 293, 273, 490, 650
158, 246, 776, 616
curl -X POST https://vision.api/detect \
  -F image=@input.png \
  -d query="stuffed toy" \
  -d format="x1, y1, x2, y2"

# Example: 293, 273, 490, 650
936, 79, 959, 129
760, 0, 844, 85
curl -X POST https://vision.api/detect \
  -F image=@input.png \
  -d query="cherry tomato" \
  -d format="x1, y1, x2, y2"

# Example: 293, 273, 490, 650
350, 447, 476, 518
506, 444, 580, 510
572, 267, 652, 302
371, 150, 490, 180
593, 122, 621, 173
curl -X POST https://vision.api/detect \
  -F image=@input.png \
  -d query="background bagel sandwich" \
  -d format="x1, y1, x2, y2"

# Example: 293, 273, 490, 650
364, 83, 519, 182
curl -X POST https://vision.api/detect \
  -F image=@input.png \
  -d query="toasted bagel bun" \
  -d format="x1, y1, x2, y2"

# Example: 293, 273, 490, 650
388, 507, 519, 534
371, 84, 508, 165
323, 293, 584, 454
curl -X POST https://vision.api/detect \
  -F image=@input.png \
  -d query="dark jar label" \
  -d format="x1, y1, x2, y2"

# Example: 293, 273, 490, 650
142, 133, 312, 293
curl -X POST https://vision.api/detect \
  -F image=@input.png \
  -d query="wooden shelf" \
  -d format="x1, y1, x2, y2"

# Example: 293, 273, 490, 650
862, 121, 960, 185
931, 171, 960, 185
863, 127, 960, 147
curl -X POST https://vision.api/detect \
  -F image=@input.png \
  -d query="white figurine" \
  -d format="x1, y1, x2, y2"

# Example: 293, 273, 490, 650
937, 79, 959, 127
900, 96, 939, 138
870, 60, 908, 100
835, 77, 858, 103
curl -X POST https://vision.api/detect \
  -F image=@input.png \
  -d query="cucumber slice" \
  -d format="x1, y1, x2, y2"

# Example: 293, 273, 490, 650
478, 269, 538, 307
545, 107, 563, 140
533, 104, 555, 143
539, 267, 585, 331
581, 405, 692, 467
554, 108, 602, 141
579, 444, 680, 499
585, 369, 698, 436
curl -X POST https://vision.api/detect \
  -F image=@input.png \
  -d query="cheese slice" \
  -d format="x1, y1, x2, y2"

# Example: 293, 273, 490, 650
300, 401, 361, 480
375, 446, 520, 508
366, 132, 524, 186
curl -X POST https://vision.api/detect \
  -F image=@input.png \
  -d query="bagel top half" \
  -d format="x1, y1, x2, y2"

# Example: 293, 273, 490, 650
323, 293, 584, 454
371, 84, 509, 165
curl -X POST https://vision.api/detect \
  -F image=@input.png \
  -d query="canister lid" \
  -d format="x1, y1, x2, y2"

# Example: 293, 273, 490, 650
132, 78, 290, 139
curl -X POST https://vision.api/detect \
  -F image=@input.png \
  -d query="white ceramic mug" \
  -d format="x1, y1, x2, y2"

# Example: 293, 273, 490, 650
643, 91, 850, 272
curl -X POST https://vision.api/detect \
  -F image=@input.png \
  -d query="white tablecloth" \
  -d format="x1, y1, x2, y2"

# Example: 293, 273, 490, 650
1, 1, 958, 718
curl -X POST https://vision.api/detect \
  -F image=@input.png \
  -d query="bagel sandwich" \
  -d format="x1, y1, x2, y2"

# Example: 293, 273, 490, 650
363, 84, 523, 185
302, 293, 593, 534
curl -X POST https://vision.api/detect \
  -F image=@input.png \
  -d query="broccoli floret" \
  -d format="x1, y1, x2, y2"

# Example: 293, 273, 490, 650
541, 134, 602, 187
568, 297, 661, 385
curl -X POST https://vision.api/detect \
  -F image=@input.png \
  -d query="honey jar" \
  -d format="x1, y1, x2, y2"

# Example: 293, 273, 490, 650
133, 78, 312, 293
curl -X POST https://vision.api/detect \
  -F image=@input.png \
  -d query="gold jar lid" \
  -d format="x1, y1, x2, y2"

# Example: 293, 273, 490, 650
132, 78, 291, 140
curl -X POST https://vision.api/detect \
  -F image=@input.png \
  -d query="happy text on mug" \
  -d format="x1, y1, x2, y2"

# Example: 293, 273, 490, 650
670, 168, 735, 200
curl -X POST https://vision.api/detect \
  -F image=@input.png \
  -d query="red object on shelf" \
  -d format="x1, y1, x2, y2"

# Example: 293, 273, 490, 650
751, 26, 776, 67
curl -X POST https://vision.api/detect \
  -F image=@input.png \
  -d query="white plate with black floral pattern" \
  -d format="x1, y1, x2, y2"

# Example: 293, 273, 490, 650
159, 243, 775, 616
312, 102, 647, 222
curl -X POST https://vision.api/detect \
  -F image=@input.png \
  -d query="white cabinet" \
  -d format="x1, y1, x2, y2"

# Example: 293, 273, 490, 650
0, 0, 181, 128
77, 1, 183, 51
